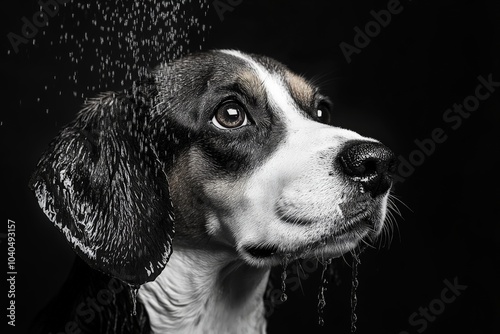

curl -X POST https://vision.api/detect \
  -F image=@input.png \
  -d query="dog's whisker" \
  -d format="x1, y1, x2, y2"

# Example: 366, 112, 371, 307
308, 70, 342, 88
381, 213, 394, 248
340, 252, 351, 268
388, 194, 411, 215
295, 259, 306, 295
386, 201, 403, 244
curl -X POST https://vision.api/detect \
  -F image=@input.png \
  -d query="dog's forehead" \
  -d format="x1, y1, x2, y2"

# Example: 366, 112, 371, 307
216, 50, 316, 108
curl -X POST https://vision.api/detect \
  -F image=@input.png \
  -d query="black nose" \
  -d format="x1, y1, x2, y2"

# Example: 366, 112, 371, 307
338, 141, 396, 197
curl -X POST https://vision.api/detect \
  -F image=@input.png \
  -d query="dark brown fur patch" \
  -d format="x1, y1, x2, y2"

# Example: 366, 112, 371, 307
285, 71, 316, 109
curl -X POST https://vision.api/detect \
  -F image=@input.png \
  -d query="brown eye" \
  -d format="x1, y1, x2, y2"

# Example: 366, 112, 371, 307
212, 102, 249, 129
315, 102, 333, 124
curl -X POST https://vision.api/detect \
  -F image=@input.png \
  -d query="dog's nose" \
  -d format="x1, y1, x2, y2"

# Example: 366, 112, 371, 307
338, 141, 396, 197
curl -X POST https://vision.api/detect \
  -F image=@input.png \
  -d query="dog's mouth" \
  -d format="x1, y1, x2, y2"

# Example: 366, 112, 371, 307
242, 217, 376, 263
332, 217, 375, 236
244, 245, 280, 258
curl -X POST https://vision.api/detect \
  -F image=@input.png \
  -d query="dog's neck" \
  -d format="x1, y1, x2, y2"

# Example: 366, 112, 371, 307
138, 243, 270, 334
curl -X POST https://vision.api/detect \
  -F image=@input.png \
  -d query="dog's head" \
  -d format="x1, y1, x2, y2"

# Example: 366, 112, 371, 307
30, 50, 396, 285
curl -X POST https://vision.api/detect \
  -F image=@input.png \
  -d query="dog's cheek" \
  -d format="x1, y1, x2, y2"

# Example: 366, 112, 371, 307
197, 137, 261, 177
166, 151, 214, 242
205, 146, 248, 175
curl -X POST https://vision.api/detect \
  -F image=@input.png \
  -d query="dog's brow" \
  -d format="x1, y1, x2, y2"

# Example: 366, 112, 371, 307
215, 71, 267, 105
237, 70, 267, 99
285, 71, 315, 108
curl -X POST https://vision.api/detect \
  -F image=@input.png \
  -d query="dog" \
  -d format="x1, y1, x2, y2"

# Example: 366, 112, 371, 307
30, 50, 396, 334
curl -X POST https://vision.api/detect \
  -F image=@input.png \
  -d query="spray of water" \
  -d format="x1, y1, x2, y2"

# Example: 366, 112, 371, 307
16, 1, 211, 108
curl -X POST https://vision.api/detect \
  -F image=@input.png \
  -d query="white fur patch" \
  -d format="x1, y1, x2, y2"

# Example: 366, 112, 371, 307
139, 246, 268, 334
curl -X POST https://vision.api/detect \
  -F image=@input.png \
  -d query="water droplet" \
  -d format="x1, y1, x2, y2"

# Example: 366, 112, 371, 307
318, 299, 326, 308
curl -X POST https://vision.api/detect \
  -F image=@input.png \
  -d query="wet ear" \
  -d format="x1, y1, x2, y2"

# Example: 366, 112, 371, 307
29, 91, 174, 285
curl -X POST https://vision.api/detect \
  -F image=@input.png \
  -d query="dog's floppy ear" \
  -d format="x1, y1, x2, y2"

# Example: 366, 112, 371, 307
29, 88, 174, 286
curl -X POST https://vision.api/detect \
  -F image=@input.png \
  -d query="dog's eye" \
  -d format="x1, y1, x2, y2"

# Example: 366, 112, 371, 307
315, 102, 333, 124
212, 102, 249, 130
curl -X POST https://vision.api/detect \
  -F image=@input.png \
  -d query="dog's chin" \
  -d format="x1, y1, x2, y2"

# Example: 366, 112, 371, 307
240, 218, 378, 268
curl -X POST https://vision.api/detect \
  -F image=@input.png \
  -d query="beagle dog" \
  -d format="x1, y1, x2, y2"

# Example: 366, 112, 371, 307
30, 50, 396, 334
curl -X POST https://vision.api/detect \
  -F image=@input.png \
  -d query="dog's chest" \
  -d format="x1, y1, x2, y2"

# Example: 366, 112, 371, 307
138, 248, 269, 334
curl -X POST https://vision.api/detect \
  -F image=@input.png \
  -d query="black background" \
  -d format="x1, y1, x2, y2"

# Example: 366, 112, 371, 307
1, 0, 499, 333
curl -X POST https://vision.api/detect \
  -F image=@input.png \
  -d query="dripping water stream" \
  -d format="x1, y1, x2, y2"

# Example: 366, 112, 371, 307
280, 256, 290, 303
129, 285, 140, 316
280, 268, 288, 302
350, 247, 365, 333
317, 258, 332, 326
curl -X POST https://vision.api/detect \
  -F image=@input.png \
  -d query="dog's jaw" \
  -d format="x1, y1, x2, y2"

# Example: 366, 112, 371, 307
139, 243, 269, 334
